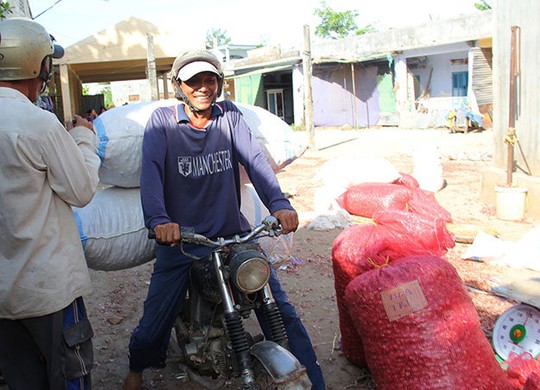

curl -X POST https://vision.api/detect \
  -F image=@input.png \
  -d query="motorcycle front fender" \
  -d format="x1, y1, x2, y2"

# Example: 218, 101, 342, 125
250, 340, 311, 389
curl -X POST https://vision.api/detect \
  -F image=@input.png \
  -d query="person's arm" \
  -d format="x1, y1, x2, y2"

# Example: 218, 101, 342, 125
43, 114, 100, 207
140, 109, 175, 232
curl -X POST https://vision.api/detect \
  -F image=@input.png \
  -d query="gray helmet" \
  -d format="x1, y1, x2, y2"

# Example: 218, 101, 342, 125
170, 49, 224, 109
0, 17, 64, 81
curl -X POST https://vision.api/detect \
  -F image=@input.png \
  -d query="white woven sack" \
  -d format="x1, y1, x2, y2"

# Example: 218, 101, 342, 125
73, 187, 155, 271
93, 99, 177, 188
318, 157, 400, 189
73, 183, 291, 270
236, 103, 307, 172
240, 183, 270, 227
240, 183, 293, 264
93, 100, 307, 188
412, 145, 445, 192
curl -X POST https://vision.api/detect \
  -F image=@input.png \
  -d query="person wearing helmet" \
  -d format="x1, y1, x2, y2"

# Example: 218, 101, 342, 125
122, 49, 326, 390
0, 18, 100, 389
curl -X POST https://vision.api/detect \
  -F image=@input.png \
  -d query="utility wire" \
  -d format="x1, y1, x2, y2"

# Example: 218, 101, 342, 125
33, 0, 64, 19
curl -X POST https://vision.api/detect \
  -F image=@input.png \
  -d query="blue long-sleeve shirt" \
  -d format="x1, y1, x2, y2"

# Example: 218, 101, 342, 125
140, 100, 293, 239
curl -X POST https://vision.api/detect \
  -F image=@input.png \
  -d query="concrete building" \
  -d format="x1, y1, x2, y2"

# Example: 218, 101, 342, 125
480, 0, 540, 218
228, 12, 492, 130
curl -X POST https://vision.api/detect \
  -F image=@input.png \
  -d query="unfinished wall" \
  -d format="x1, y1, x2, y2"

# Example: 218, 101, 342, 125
481, 0, 540, 218
492, 0, 540, 174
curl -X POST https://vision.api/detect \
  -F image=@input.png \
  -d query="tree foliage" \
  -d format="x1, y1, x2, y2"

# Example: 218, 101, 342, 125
474, 1, 492, 11
0, 1, 13, 19
205, 28, 231, 49
314, 1, 358, 39
356, 24, 377, 36
314, 1, 376, 40
101, 85, 113, 108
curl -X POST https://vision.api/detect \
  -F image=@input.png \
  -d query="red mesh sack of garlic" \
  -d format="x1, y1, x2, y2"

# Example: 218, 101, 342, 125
344, 255, 511, 390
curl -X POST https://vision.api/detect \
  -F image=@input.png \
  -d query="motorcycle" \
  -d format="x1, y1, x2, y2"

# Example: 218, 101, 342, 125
149, 215, 311, 390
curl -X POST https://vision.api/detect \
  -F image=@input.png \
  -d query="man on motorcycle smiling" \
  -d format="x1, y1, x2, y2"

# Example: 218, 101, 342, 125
122, 49, 326, 390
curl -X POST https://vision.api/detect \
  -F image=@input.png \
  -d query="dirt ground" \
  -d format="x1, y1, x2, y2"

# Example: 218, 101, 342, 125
80, 127, 539, 389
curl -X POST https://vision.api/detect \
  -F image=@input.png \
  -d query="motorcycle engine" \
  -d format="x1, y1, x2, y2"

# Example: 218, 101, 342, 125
190, 256, 222, 303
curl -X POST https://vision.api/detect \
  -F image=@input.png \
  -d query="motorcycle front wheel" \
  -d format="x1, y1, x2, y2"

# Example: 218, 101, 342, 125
250, 341, 311, 390
253, 360, 311, 390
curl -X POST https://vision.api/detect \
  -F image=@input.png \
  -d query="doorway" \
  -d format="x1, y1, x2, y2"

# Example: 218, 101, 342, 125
266, 89, 285, 120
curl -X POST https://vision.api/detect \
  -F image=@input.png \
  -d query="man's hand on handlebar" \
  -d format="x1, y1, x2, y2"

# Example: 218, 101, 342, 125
153, 222, 181, 246
272, 209, 298, 234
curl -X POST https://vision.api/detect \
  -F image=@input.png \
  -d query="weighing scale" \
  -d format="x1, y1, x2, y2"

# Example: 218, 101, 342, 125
492, 303, 540, 360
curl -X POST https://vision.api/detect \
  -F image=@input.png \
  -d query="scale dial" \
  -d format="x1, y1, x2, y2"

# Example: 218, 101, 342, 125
492, 304, 540, 360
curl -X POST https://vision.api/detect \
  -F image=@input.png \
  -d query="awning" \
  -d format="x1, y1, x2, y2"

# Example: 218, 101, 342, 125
229, 64, 296, 79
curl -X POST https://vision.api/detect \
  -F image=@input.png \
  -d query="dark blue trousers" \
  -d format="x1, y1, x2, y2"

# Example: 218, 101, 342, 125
128, 244, 326, 390
0, 297, 92, 390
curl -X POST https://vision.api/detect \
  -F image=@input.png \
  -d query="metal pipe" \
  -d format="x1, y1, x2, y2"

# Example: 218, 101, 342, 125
506, 26, 519, 186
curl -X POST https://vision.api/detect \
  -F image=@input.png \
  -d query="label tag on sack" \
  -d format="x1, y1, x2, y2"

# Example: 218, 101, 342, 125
381, 280, 428, 322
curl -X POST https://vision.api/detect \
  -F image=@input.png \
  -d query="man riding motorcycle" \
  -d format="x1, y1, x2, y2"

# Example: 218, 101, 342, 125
122, 50, 326, 390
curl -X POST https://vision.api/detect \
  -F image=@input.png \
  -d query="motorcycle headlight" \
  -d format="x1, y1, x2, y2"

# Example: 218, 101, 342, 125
229, 249, 270, 293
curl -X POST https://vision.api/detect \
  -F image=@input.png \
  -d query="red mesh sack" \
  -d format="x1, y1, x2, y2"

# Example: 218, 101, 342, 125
408, 188, 453, 223
373, 210, 455, 259
506, 352, 540, 389
337, 183, 412, 218
394, 172, 420, 189
344, 255, 511, 390
524, 371, 540, 390
331, 212, 454, 366
331, 223, 380, 367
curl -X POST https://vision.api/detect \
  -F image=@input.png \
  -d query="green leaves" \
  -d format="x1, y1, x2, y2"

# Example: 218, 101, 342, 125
205, 28, 231, 49
0, 2, 13, 20
314, 1, 376, 40
474, 1, 492, 11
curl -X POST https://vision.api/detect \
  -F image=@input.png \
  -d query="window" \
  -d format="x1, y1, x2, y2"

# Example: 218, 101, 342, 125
266, 89, 284, 120
452, 72, 468, 97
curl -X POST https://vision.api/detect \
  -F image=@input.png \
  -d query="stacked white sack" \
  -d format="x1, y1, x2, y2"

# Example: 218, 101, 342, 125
73, 187, 155, 271
74, 183, 290, 270
93, 100, 175, 188
93, 100, 307, 188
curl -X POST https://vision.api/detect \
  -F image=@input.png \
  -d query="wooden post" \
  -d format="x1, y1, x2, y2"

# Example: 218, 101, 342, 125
162, 73, 169, 100
59, 63, 72, 122
302, 25, 314, 147
351, 63, 358, 128
147, 33, 159, 101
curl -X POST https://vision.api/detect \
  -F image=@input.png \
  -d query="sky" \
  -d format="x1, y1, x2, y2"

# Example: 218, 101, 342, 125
28, 0, 484, 49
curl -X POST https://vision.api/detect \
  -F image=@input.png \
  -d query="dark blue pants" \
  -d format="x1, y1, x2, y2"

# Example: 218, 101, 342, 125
128, 244, 326, 390
0, 297, 92, 390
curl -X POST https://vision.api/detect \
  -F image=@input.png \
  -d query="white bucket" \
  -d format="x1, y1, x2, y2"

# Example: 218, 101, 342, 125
494, 186, 528, 221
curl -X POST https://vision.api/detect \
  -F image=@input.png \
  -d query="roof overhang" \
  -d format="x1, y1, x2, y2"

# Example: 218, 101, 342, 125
62, 57, 176, 83
227, 57, 301, 79
55, 17, 200, 84
313, 52, 391, 64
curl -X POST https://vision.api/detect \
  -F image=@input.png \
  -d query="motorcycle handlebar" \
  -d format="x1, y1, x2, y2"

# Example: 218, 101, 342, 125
147, 215, 282, 248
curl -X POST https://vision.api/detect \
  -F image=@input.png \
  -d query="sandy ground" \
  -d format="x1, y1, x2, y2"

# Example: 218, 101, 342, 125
89, 127, 539, 389
6, 127, 538, 389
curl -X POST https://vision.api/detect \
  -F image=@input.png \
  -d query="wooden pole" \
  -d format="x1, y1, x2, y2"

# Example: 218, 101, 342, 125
506, 26, 519, 186
351, 63, 358, 128
302, 25, 314, 147
147, 33, 159, 101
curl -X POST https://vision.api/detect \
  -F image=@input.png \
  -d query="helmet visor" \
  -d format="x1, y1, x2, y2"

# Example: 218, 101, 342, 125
177, 61, 220, 82
50, 35, 64, 59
